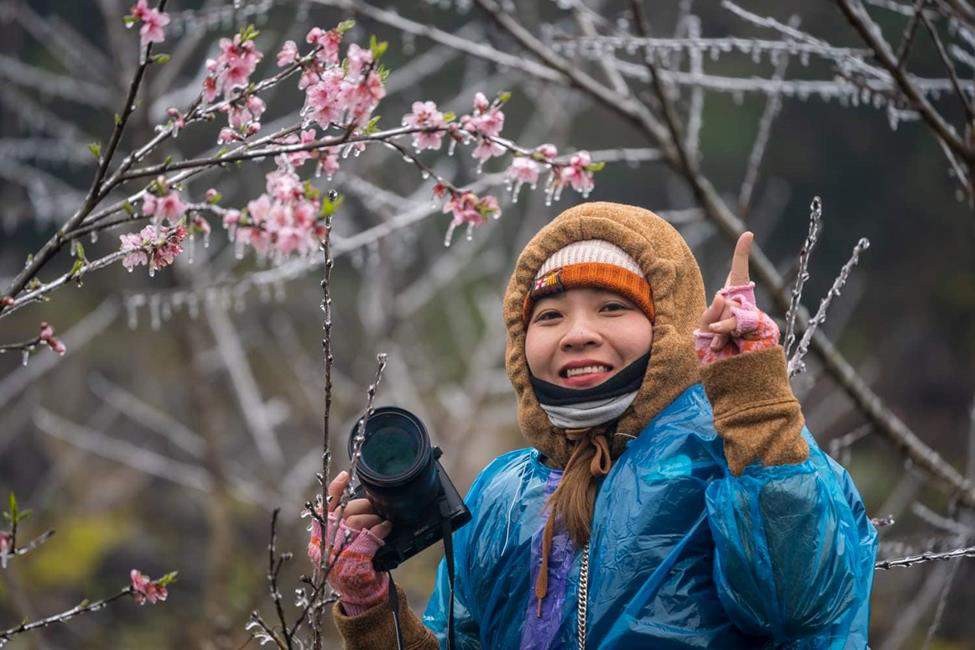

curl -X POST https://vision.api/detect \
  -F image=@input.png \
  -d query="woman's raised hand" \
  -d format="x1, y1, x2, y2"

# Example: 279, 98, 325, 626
695, 232, 780, 364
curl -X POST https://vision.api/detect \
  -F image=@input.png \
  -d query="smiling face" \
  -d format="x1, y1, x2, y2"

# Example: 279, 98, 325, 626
524, 287, 654, 389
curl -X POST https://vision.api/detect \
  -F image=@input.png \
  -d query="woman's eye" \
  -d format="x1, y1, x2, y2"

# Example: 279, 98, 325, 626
602, 303, 627, 312
535, 311, 560, 322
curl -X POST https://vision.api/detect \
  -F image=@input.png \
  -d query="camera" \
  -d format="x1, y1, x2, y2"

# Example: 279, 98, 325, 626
347, 406, 471, 571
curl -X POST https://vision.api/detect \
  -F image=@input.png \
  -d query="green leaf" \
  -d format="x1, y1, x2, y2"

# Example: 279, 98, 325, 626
69, 259, 85, 280
122, 15, 137, 27
585, 161, 606, 172
336, 19, 356, 34
123, 200, 135, 216
363, 115, 381, 135
376, 63, 391, 82
206, 191, 222, 205
9, 492, 17, 519
319, 193, 344, 218
442, 112, 456, 123
114, 113, 123, 126
303, 181, 321, 201
88, 143, 101, 159
157, 570, 179, 586
150, 53, 171, 65
369, 35, 388, 59
498, 91, 512, 104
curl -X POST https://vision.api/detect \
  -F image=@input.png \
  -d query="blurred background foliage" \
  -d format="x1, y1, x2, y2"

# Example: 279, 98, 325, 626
1, 0, 974, 647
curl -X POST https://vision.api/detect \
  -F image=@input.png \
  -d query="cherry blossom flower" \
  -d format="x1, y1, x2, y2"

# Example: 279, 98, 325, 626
460, 92, 506, 165
402, 101, 447, 151
141, 189, 185, 223
130, 570, 168, 605
443, 191, 500, 227
128, 1, 170, 50
306, 27, 342, 66
535, 143, 558, 161
558, 150, 596, 195
39, 322, 66, 355
276, 40, 298, 67
230, 162, 327, 261
119, 224, 188, 274
346, 43, 373, 78
201, 29, 264, 122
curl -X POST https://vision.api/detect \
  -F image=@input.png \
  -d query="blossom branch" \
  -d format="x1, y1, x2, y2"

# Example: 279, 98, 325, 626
0, 588, 131, 643
784, 197, 823, 358
0, 0, 169, 314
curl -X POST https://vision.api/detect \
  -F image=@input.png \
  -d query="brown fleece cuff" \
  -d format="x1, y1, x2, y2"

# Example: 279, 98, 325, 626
332, 582, 438, 650
699, 345, 809, 476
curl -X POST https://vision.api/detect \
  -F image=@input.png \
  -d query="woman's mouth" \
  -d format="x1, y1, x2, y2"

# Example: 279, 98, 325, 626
558, 364, 613, 388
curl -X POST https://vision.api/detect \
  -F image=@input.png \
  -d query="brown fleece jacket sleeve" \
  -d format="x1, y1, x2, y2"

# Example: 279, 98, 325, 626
332, 583, 439, 650
699, 345, 809, 476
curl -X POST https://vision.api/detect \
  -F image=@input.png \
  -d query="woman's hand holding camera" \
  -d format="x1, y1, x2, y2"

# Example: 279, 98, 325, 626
320, 470, 394, 615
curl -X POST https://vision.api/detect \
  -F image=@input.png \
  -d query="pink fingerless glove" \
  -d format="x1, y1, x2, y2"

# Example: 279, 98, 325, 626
321, 511, 390, 616
693, 281, 780, 367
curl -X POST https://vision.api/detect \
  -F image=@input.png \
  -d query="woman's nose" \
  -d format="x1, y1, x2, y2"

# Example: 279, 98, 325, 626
560, 319, 601, 351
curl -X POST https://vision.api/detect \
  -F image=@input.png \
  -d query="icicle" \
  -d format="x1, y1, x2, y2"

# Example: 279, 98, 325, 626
188, 293, 199, 319
186, 234, 196, 264
447, 138, 457, 156
235, 237, 246, 260
203, 229, 211, 249
443, 220, 458, 247
148, 263, 156, 278
21, 349, 29, 366
161, 297, 173, 321
465, 222, 475, 241
273, 281, 286, 302
90, 230, 98, 244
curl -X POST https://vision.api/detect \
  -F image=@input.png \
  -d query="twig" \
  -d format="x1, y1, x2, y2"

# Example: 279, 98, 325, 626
875, 544, 975, 568
0, 586, 133, 642
789, 237, 871, 377
266, 509, 293, 649
784, 197, 823, 358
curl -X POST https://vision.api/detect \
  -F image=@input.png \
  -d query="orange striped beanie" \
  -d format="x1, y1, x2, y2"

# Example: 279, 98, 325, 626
522, 239, 655, 326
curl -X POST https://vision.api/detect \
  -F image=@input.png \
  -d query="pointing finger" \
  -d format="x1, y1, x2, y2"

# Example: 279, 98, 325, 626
327, 470, 349, 513
724, 232, 753, 288
699, 294, 725, 329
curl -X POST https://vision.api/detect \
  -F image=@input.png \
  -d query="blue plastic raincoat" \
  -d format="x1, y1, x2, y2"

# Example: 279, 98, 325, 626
423, 383, 878, 648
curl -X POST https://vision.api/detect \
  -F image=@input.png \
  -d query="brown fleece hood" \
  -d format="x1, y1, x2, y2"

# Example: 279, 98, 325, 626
503, 201, 707, 468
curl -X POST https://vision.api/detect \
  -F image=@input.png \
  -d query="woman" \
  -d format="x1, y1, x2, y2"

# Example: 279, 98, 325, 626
325, 201, 877, 648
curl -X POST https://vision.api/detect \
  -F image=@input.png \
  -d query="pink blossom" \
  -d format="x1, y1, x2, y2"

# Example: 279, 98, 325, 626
461, 92, 505, 139
306, 27, 342, 66
346, 43, 373, 78
506, 157, 541, 186
130, 570, 168, 606
277, 40, 299, 67
283, 129, 319, 167
39, 321, 67, 356
156, 191, 186, 222
472, 138, 505, 163
304, 67, 346, 128
402, 101, 447, 151
442, 191, 500, 227
129, 1, 169, 50
205, 188, 220, 203
558, 150, 595, 195
535, 143, 558, 161
119, 224, 187, 272
217, 127, 239, 144
318, 148, 341, 179
141, 190, 184, 223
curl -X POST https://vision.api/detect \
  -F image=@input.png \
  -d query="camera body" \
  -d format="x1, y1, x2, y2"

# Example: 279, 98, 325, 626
348, 406, 471, 571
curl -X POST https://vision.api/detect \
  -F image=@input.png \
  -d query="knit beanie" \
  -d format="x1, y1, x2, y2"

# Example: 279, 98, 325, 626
522, 239, 655, 326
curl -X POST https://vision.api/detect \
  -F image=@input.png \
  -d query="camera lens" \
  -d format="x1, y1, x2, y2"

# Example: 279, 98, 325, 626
349, 407, 440, 524
361, 425, 419, 476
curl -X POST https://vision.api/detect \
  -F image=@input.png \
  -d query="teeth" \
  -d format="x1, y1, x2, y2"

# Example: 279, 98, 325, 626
565, 365, 610, 378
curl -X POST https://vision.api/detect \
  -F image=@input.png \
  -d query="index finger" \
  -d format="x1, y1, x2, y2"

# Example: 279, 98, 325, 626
724, 231, 753, 288
327, 470, 350, 513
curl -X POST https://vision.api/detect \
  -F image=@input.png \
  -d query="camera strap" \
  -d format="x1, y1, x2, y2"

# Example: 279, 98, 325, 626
385, 521, 457, 650
442, 518, 456, 650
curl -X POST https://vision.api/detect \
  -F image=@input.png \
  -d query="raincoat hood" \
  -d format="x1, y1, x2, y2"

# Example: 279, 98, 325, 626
503, 201, 707, 467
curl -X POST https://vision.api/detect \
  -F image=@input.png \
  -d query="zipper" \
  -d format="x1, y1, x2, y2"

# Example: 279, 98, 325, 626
576, 542, 590, 649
